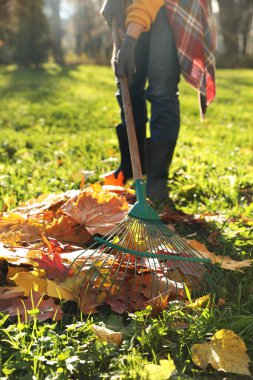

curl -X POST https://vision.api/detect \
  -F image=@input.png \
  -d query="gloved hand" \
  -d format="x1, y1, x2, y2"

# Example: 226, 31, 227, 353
100, 0, 126, 29
116, 35, 137, 86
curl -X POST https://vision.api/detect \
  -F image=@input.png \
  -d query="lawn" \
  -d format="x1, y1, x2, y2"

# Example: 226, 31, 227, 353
0, 64, 252, 379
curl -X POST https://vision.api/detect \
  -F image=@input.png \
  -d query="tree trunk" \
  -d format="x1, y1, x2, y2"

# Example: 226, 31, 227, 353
239, 0, 253, 56
49, 0, 65, 65
217, 0, 240, 55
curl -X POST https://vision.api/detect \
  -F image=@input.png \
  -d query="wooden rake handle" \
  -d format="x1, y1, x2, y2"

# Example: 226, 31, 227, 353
112, 19, 143, 181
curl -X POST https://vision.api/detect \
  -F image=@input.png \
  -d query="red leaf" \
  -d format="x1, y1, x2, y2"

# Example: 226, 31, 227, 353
0, 293, 62, 322
33, 252, 73, 280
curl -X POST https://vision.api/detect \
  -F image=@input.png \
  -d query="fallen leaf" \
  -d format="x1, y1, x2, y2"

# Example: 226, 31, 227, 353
77, 288, 104, 314
145, 291, 171, 316
12, 271, 47, 296
132, 274, 184, 299
102, 171, 125, 187
187, 240, 252, 271
7, 265, 30, 282
0, 243, 33, 265
0, 286, 24, 299
11, 271, 75, 301
10, 190, 79, 217
32, 251, 73, 280
217, 298, 226, 307
0, 292, 62, 322
46, 278, 75, 301
186, 294, 210, 309
59, 185, 129, 236
207, 229, 221, 246
192, 329, 251, 376
144, 357, 176, 380
45, 215, 92, 244
92, 324, 123, 345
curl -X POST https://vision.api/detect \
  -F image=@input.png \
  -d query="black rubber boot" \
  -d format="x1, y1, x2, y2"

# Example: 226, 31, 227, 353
146, 139, 176, 204
117, 92, 147, 180
115, 123, 147, 180
114, 123, 133, 181
102, 123, 146, 184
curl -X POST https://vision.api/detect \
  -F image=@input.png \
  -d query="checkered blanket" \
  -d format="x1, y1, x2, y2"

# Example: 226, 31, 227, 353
165, 0, 216, 117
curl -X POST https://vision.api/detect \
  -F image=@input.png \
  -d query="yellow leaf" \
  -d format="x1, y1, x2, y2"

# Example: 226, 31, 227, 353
192, 329, 251, 376
92, 325, 123, 346
11, 272, 47, 296
11, 271, 74, 300
144, 357, 176, 380
7, 266, 29, 281
186, 294, 210, 309
46, 279, 74, 300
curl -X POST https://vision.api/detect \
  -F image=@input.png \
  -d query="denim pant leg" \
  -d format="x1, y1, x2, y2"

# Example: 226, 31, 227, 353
146, 7, 181, 142
115, 32, 150, 174
116, 30, 150, 131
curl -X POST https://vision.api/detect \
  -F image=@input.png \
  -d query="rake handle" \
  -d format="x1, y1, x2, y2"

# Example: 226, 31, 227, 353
112, 19, 143, 181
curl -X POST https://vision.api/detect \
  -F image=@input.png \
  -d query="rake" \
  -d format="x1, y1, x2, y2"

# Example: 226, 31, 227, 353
70, 21, 224, 312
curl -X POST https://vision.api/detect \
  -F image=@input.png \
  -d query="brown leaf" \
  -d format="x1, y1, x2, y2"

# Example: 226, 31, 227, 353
10, 191, 78, 217
131, 273, 184, 299
92, 324, 123, 345
7, 265, 30, 282
145, 290, 171, 316
0, 286, 24, 299
187, 240, 252, 271
45, 215, 92, 244
59, 185, 129, 236
207, 229, 221, 246
159, 207, 190, 224
77, 288, 106, 314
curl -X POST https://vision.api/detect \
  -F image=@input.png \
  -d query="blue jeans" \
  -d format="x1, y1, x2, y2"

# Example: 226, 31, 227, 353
117, 6, 181, 142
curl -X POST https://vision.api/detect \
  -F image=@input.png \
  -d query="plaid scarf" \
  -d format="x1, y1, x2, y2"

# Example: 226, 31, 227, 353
165, 0, 216, 118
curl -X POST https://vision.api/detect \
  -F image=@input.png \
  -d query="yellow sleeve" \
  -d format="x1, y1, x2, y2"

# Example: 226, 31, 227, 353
126, 0, 164, 32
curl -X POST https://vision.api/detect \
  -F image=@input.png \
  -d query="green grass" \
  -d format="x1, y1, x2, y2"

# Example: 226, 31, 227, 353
0, 64, 252, 379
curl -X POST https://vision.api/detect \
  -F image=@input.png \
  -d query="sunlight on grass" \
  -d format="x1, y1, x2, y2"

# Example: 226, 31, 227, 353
0, 65, 252, 379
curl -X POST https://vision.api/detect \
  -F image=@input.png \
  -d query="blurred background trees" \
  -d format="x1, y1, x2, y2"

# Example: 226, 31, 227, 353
0, 0, 252, 67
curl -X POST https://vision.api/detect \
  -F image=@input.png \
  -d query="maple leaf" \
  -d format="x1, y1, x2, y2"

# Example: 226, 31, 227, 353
131, 273, 184, 299
32, 251, 73, 280
102, 171, 125, 187
59, 186, 129, 236
45, 215, 92, 245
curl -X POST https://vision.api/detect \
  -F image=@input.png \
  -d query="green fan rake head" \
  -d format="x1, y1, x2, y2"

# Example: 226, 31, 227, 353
71, 180, 224, 313
71, 21, 224, 313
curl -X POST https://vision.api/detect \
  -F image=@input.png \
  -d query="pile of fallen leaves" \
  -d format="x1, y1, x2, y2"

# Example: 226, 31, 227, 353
0, 184, 251, 321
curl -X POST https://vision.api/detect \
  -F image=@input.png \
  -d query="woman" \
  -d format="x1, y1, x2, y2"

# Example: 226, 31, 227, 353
101, 0, 216, 206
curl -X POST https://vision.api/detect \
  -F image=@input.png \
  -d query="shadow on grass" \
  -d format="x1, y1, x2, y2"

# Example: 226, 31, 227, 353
0, 65, 80, 103
0, 64, 115, 104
